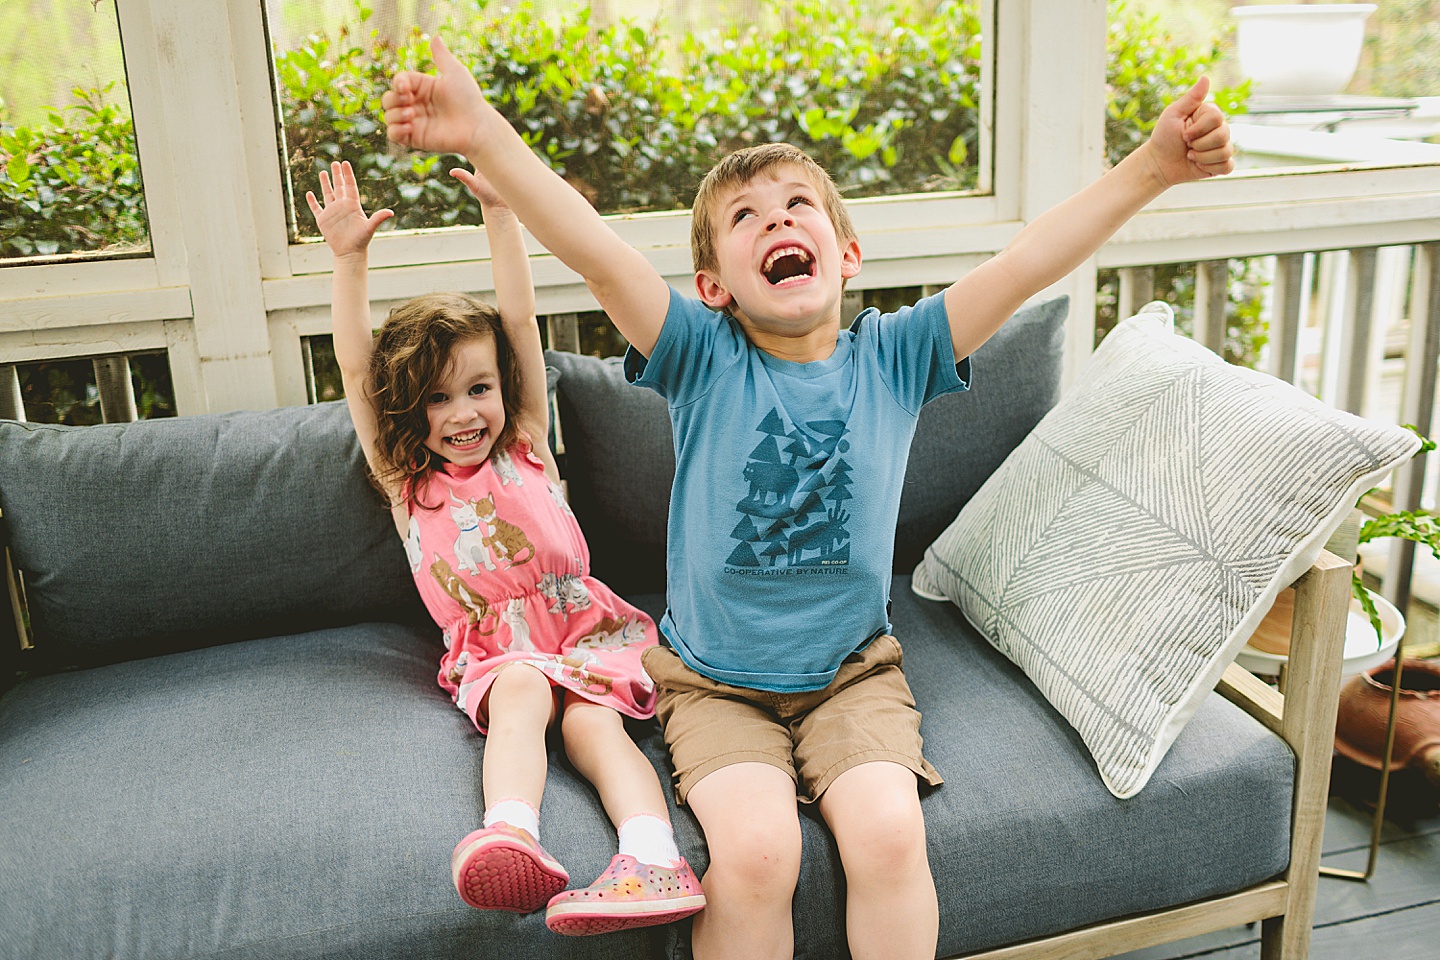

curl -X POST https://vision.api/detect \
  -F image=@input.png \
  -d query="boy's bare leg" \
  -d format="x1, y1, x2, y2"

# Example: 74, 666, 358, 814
686, 762, 802, 960
818, 760, 937, 960
560, 697, 672, 825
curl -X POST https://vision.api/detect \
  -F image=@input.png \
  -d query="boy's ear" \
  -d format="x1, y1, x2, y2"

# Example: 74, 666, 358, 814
695, 270, 734, 310
840, 237, 862, 280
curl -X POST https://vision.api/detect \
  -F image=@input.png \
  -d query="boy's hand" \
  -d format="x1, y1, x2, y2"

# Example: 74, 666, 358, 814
305, 160, 393, 260
1143, 77, 1235, 186
383, 35, 488, 156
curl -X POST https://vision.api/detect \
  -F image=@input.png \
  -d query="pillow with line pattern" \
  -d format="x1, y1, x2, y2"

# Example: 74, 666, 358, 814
913, 301, 1420, 799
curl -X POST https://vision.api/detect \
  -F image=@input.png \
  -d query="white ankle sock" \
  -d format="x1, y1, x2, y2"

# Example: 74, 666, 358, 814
617, 814, 680, 867
483, 798, 541, 840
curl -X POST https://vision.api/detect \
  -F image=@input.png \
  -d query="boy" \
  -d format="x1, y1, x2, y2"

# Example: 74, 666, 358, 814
382, 36, 1233, 960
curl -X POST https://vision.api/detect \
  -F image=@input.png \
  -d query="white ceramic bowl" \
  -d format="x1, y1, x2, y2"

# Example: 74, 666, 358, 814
1237, 590, 1404, 678
1231, 4, 1376, 96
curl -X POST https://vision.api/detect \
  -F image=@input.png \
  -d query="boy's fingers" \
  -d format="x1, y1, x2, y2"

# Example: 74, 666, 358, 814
1186, 127, 1230, 153
318, 169, 334, 202
304, 191, 321, 216
1165, 77, 1210, 123
430, 34, 459, 71
369, 209, 395, 229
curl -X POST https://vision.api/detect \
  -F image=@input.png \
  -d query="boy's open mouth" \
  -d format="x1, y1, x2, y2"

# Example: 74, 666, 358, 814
762, 246, 815, 286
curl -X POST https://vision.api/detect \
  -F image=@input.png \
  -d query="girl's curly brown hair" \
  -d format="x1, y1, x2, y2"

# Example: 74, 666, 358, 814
367, 292, 525, 508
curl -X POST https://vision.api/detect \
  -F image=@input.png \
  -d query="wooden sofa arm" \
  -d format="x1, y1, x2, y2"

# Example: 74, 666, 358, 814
1217, 548, 1350, 741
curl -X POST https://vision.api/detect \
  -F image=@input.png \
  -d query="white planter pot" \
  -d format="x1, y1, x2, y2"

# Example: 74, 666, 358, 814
1231, 4, 1376, 96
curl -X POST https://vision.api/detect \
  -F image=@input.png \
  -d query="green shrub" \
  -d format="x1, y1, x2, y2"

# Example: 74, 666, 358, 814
0, 83, 149, 259
1105, 0, 1249, 169
277, 0, 984, 235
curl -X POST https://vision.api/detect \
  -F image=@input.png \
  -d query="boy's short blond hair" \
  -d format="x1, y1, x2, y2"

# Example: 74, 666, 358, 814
690, 143, 857, 275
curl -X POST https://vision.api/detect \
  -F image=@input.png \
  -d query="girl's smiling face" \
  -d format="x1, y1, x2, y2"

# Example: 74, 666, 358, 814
423, 335, 507, 466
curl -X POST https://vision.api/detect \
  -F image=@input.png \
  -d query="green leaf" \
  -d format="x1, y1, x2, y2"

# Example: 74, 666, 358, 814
947, 135, 967, 166
6, 153, 30, 185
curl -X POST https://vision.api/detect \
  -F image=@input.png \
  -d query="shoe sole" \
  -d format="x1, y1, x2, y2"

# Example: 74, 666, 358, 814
544, 895, 707, 936
452, 835, 569, 913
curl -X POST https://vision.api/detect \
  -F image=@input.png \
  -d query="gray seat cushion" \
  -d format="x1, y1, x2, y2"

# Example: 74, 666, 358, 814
0, 622, 682, 960
651, 580, 1294, 960
0, 578, 1293, 960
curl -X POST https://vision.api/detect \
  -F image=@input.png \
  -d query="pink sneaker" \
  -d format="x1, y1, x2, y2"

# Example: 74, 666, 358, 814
544, 854, 706, 936
451, 823, 569, 913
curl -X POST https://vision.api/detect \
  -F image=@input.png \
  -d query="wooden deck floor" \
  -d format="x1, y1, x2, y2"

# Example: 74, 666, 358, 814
1114, 761, 1440, 960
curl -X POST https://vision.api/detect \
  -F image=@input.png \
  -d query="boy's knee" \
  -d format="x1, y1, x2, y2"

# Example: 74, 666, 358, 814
707, 816, 802, 893
842, 798, 928, 875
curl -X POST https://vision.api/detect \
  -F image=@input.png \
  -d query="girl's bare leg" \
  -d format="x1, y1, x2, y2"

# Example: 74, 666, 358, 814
479, 663, 557, 810
560, 696, 670, 824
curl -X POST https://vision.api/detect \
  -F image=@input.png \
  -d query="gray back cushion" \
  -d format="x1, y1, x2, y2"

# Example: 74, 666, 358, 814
0, 402, 425, 670
546, 294, 1067, 591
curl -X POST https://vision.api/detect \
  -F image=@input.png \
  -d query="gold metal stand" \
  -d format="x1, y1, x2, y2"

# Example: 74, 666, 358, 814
1318, 631, 1407, 883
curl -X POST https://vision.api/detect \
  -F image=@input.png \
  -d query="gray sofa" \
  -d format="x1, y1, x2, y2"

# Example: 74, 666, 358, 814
0, 298, 1345, 960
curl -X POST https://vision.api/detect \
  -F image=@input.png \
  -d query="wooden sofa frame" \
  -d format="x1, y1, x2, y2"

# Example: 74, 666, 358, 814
1, 523, 1349, 960
953, 549, 1352, 960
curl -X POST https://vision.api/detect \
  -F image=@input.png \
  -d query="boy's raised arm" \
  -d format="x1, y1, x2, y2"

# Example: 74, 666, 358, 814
383, 35, 671, 358
943, 78, 1235, 362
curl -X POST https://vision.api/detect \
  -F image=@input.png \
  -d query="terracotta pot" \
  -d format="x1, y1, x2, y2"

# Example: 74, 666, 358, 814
1334, 659, 1440, 789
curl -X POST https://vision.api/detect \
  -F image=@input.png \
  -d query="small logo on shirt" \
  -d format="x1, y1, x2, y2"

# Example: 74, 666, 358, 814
726, 406, 852, 572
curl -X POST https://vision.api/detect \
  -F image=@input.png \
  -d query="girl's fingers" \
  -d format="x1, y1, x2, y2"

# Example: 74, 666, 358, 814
318, 169, 334, 203
304, 191, 321, 217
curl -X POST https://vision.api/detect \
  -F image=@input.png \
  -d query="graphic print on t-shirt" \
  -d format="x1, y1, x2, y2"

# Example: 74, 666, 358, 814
726, 406, 853, 571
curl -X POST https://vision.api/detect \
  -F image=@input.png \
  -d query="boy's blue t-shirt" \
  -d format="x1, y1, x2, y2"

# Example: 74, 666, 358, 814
625, 287, 969, 692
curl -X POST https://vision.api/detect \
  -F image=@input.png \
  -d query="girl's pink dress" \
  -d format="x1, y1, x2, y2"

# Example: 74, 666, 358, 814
406, 442, 657, 732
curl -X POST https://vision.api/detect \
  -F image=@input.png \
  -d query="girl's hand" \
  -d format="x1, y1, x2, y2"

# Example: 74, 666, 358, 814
304, 160, 394, 260
1142, 77, 1236, 186
450, 167, 510, 212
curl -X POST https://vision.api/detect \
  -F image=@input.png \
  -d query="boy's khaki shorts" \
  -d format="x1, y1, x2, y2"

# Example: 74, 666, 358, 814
641, 634, 943, 804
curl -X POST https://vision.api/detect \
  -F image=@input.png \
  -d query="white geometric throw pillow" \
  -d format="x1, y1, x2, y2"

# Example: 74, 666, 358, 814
914, 302, 1421, 799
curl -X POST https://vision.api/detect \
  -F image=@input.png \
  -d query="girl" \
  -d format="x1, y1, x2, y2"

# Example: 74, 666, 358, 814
306, 160, 704, 936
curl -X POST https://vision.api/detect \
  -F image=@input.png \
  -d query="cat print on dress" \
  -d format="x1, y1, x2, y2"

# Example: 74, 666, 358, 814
547, 481, 574, 518
430, 555, 499, 634
574, 616, 647, 651
500, 598, 534, 652
536, 571, 592, 620
491, 449, 525, 487
447, 650, 471, 686
473, 493, 536, 567
404, 515, 424, 574
449, 493, 494, 574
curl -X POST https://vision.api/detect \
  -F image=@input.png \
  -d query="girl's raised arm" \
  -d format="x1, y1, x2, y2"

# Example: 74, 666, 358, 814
452, 167, 560, 485
305, 161, 407, 525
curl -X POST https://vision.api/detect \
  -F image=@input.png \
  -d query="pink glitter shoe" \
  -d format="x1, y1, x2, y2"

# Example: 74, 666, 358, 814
451, 823, 569, 913
544, 854, 706, 936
